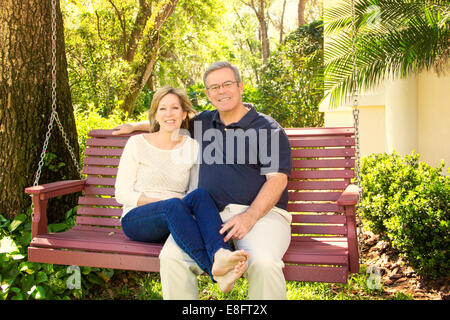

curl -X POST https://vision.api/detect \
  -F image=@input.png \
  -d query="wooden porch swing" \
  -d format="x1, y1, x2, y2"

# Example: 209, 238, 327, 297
24, 0, 363, 284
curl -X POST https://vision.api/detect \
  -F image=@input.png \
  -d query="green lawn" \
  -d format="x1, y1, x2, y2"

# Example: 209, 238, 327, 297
87, 264, 412, 300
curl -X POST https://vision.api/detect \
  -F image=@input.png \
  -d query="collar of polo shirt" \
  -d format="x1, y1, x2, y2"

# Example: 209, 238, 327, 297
212, 103, 257, 130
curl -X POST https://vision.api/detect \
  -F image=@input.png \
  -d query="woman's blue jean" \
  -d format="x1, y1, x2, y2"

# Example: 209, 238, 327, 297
121, 188, 232, 281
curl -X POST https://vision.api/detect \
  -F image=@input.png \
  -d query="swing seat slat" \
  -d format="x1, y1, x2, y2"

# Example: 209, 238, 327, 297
25, 127, 360, 283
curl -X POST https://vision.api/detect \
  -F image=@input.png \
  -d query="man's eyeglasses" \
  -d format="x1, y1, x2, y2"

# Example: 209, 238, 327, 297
206, 81, 239, 93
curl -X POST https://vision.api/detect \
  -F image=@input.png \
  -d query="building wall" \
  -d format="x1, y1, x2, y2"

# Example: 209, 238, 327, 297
417, 69, 450, 168
322, 105, 386, 158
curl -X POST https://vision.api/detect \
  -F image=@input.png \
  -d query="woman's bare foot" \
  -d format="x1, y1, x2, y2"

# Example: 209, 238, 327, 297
211, 248, 249, 277
214, 260, 248, 293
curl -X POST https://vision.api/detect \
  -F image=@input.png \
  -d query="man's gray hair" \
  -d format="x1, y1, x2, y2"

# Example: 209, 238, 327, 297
203, 61, 242, 87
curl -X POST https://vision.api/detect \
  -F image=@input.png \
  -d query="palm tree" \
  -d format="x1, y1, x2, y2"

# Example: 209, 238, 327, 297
324, 0, 449, 108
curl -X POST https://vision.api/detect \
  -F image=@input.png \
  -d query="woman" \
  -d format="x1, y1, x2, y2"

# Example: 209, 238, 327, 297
115, 85, 249, 293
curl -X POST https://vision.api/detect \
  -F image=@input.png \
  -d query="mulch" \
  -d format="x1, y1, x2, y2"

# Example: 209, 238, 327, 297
358, 229, 449, 300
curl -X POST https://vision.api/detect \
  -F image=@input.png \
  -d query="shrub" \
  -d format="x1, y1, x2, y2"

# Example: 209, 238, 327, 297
256, 20, 324, 128
74, 106, 147, 168
0, 210, 116, 300
360, 151, 449, 279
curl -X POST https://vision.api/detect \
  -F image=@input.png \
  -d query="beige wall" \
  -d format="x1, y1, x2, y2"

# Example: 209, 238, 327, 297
321, 105, 386, 158
417, 70, 450, 168
385, 75, 419, 156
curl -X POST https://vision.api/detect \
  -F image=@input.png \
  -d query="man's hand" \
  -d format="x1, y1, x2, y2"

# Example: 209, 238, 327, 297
112, 121, 150, 135
219, 210, 259, 242
112, 123, 134, 136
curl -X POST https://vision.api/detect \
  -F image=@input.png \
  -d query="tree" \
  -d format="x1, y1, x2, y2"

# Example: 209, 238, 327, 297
279, 0, 287, 43
257, 21, 324, 128
0, 1, 80, 221
64, 0, 241, 116
119, 0, 179, 115
231, 5, 263, 85
241, 0, 271, 65
324, 0, 449, 108
64, 0, 180, 117
298, 0, 306, 27
266, 0, 287, 44
156, 0, 234, 87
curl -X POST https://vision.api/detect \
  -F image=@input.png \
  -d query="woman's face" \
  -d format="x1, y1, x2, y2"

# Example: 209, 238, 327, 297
155, 93, 187, 133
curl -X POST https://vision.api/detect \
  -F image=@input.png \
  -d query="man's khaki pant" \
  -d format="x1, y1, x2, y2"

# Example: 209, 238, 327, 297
159, 204, 292, 300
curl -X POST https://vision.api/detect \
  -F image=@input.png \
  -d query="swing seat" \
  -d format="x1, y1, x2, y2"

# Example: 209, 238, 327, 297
25, 127, 360, 283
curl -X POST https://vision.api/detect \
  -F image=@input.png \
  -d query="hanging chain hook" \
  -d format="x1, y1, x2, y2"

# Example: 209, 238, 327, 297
33, 0, 82, 189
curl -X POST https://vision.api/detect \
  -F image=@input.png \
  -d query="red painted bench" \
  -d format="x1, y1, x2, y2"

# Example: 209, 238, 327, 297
25, 127, 360, 283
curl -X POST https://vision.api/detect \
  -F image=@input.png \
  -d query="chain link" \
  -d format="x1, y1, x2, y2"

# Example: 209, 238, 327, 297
350, 0, 365, 265
33, 0, 82, 188
55, 112, 82, 176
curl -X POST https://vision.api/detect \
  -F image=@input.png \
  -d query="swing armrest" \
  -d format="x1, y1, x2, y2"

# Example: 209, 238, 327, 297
25, 180, 85, 238
337, 184, 360, 207
25, 180, 86, 199
337, 184, 361, 274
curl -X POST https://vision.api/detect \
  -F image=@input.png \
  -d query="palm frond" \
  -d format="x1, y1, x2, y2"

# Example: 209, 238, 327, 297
323, 0, 450, 109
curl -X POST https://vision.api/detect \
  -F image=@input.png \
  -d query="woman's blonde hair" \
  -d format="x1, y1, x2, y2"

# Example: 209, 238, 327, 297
148, 85, 197, 133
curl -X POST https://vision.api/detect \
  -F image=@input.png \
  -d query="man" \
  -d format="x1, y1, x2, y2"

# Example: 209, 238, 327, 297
114, 61, 292, 299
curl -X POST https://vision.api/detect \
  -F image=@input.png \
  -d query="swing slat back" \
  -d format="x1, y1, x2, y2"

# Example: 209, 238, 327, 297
75, 131, 135, 229
76, 128, 355, 232
285, 127, 354, 238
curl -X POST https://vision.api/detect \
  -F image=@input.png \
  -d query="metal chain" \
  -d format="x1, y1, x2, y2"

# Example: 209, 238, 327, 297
54, 111, 82, 176
33, 0, 82, 187
351, 0, 365, 265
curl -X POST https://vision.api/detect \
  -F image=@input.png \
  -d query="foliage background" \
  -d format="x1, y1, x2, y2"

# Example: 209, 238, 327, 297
62, 0, 325, 126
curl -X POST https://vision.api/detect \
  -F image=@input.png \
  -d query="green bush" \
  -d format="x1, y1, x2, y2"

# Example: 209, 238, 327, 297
74, 106, 148, 168
360, 151, 449, 279
0, 210, 116, 300
256, 20, 324, 128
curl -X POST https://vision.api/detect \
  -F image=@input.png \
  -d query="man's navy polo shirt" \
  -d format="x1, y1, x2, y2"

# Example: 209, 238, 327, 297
188, 104, 292, 212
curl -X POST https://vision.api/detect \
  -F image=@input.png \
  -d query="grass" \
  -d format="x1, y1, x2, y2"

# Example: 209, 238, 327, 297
88, 263, 412, 300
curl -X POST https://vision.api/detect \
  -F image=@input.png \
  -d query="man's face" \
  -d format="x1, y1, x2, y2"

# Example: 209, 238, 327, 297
205, 67, 244, 113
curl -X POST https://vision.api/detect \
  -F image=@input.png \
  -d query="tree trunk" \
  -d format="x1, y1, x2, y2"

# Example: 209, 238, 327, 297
0, 0, 80, 221
120, 0, 178, 116
258, 0, 270, 65
125, 0, 152, 62
121, 31, 160, 115
279, 0, 287, 43
298, 0, 306, 27
244, 0, 270, 65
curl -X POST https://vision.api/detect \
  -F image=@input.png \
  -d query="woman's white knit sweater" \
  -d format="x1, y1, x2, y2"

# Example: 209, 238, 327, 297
115, 134, 199, 219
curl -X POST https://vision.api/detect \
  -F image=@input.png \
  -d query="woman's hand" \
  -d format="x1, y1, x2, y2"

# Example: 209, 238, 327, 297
137, 194, 160, 206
